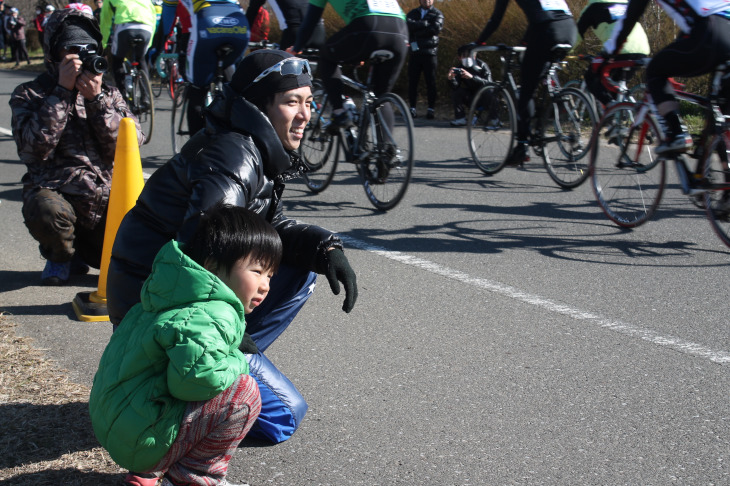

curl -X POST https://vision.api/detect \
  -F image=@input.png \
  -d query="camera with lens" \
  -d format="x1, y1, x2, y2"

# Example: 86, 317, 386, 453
79, 48, 108, 75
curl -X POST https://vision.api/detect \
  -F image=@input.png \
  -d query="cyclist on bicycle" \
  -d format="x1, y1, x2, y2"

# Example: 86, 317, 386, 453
288, 0, 408, 132
162, 0, 249, 136
576, 0, 650, 107
99, 0, 157, 99
473, 0, 578, 166
245, 0, 326, 50
604, 0, 730, 155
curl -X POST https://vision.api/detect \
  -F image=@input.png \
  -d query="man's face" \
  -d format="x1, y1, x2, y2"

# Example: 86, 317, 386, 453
266, 86, 312, 151
96, 1, 102, 8
420, 0, 434, 8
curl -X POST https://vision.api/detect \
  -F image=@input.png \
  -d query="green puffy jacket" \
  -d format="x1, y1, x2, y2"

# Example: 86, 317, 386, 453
89, 240, 249, 472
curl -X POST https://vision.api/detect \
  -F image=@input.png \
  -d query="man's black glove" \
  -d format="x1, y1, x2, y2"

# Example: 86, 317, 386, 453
323, 248, 358, 313
239, 332, 259, 355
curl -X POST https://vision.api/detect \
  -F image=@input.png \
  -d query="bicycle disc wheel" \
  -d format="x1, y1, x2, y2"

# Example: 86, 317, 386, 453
702, 135, 730, 248
300, 83, 337, 193
171, 86, 190, 154
542, 87, 597, 189
133, 70, 154, 144
590, 102, 665, 228
357, 92, 414, 211
467, 83, 516, 175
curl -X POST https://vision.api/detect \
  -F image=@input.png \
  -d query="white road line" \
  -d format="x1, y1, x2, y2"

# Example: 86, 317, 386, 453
342, 235, 730, 365
0, 127, 13, 136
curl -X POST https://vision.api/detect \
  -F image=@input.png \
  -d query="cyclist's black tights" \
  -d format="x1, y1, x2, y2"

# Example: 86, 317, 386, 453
516, 17, 576, 141
647, 14, 730, 113
111, 29, 151, 97
318, 15, 408, 111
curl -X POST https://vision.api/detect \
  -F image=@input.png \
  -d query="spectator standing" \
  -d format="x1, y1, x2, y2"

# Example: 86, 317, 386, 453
406, 0, 443, 120
0, 3, 6, 61
91, 205, 273, 486
8, 7, 30, 66
447, 45, 492, 126
33, 6, 44, 45
93, 0, 102, 24
9, 7, 143, 286
4, 4, 16, 62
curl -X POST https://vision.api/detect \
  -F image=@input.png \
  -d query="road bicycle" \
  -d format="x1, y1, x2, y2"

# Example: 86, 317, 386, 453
153, 38, 184, 102
170, 43, 234, 154
589, 58, 730, 248
562, 54, 648, 118
299, 50, 415, 211
123, 36, 155, 145
466, 44, 597, 189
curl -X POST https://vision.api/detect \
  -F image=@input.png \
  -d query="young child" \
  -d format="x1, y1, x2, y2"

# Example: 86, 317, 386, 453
90, 204, 283, 486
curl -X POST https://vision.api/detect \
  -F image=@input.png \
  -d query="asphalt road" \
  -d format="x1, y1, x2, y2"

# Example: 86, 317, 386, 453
1, 68, 728, 485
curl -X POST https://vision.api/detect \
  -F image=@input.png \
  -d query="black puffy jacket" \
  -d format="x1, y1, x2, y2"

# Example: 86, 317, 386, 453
106, 85, 340, 325
406, 6, 444, 55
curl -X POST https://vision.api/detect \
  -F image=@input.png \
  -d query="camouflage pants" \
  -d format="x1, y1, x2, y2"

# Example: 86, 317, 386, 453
22, 189, 106, 268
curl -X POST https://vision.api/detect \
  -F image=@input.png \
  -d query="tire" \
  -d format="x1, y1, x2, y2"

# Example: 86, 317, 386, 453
541, 87, 597, 189
151, 60, 163, 98
467, 83, 516, 175
702, 135, 730, 248
171, 85, 190, 154
300, 83, 337, 193
170, 60, 184, 105
357, 92, 414, 211
133, 69, 154, 144
590, 103, 665, 228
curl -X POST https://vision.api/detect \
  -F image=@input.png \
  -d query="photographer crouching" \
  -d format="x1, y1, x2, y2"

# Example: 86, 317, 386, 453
9, 7, 143, 286
447, 45, 492, 127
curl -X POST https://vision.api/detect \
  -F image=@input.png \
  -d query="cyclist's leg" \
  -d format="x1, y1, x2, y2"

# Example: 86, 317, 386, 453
109, 27, 127, 92
649, 15, 730, 151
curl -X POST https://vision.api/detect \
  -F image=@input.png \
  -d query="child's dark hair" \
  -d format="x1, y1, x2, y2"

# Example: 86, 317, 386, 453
183, 204, 283, 277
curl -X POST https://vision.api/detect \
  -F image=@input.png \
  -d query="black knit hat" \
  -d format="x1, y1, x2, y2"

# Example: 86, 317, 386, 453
229, 49, 312, 102
52, 19, 98, 60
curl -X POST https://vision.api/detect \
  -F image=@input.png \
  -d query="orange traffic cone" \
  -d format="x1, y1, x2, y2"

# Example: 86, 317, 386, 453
73, 118, 144, 322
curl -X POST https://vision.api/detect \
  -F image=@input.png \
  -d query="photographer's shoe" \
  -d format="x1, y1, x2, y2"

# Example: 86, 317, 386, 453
41, 261, 70, 286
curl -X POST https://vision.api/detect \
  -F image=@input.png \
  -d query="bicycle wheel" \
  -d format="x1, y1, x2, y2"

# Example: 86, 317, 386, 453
133, 69, 154, 144
357, 92, 414, 211
151, 60, 163, 97
169, 60, 185, 105
541, 87, 597, 189
590, 102, 665, 228
702, 134, 730, 248
467, 83, 516, 175
300, 83, 337, 193
171, 85, 190, 154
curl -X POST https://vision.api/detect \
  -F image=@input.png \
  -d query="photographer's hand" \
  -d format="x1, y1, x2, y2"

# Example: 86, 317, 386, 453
58, 54, 82, 91
77, 71, 103, 101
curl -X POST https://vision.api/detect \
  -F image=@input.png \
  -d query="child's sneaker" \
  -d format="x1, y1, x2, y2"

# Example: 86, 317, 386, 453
125, 473, 161, 486
41, 260, 70, 286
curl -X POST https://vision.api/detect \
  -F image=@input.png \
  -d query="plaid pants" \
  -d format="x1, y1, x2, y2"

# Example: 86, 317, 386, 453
151, 374, 261, 486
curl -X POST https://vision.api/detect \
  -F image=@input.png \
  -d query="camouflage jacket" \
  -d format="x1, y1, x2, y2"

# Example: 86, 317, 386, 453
10, 75, 142, 229
9, 7, 144, 230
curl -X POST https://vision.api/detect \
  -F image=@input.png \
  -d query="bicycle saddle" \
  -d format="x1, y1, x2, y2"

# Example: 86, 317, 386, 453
370, 50, 394, 64
549, 44, 572, 63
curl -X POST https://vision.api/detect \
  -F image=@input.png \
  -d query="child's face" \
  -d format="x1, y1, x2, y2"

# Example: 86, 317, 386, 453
215, 257, 274, 314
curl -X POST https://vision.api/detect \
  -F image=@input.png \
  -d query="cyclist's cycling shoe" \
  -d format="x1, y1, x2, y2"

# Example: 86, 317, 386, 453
655, 131, 692, 156
505, 142, 530, 167
326, 110, 354, 134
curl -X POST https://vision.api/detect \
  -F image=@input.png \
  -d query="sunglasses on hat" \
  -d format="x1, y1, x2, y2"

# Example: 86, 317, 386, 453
242, 57, 311, 93
63, 43, 97, 55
